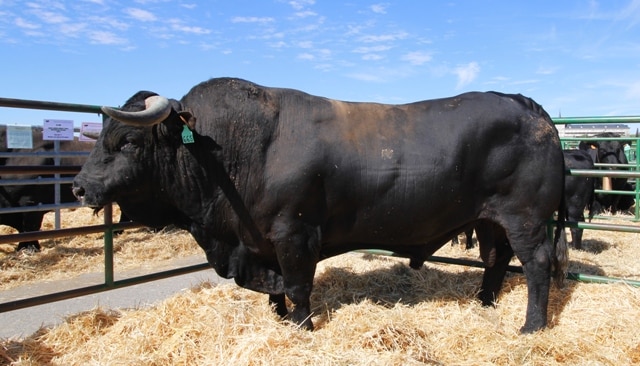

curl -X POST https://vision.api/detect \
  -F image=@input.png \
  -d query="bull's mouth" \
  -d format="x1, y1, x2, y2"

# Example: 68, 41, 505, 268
72, 185, 114, 210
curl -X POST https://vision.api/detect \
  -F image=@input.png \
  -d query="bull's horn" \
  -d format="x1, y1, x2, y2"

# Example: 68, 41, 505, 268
101, 95, 172, 126
602, 176, 612, 191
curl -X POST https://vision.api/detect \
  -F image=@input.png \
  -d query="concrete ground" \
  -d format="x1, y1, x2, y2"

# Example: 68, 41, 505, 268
0, 255, 232, 339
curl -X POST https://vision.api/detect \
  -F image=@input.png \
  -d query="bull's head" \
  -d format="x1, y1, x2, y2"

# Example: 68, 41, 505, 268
73, 92, 197, 229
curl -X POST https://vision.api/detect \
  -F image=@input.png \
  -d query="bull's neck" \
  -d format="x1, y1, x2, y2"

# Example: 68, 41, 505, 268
166, 138, 266, 247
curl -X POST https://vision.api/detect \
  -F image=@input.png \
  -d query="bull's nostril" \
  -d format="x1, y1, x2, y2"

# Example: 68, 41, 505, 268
72, 186, 85, 198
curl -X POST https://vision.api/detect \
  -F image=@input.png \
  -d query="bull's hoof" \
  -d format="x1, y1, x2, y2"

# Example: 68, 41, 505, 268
519, 323, 545, 334
288, 309, 314, 331
477, 290, 497, 307
408, 257, 424, 269
16, 242, 41, 252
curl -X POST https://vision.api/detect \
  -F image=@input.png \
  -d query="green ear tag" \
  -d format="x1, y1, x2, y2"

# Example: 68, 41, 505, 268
181, 125, 195, 144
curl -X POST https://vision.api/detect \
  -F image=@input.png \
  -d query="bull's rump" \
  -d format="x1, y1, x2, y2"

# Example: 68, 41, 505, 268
264, 92, 562, 246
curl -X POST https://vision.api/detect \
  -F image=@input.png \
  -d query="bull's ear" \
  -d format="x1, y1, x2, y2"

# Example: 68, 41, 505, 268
178, 111, 197, 130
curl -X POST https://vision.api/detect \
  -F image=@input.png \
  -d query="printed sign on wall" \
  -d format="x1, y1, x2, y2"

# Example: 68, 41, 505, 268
43, 119, 74, 141
6, 125, 33, 149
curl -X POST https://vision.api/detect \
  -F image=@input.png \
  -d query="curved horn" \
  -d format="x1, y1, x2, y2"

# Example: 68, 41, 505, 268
101, 95, 172, 126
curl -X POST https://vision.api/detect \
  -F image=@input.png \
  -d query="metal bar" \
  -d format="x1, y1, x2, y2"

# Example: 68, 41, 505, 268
0, 97, 102, 114
593, 163, 636, 169
0, 263, 210, 312
360, 252, 640, 287
566, 273, 640, 286
0, 202, 83, 215
0, 177, 75, 186
565, 220, 640, 233
0, 221, 142, 245
567, 169, 640, 178
593, 189, 638, 196
553, 116, 640, 124
562, 136, 638, 141
0, 165, 82, 175
104, 204, 114, 286
0, 152, 90, 158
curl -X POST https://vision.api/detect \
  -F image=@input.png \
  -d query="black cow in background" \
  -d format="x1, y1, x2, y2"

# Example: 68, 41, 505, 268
0, 126, 130, 251
563, 149, 595, 249
579, 132, 634, 214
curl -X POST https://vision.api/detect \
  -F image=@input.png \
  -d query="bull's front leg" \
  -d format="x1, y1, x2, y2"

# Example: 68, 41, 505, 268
272, 221, 321, 330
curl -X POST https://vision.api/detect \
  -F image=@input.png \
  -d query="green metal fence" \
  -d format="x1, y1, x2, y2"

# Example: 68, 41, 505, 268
0, 97, 639, 314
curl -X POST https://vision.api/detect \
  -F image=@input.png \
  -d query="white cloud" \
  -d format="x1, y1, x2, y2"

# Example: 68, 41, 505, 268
297, 52, 314, 60
360, 31, 408, 43
362, 54, 384, 61
402, 51, 432, 65
15, 17, 40, 30
269, 41, 287, 48
454, 62, 480, 89
536, 65, 559, 75
289, 0, 315, 11
348, 72, 386, 82
31, 10, 69, 24
294, 11, 317, 18
125, 8, 157, 22
169, 20, 211, 35
231, 16, 275, 24
88, 30, 127, 45
60, 22, 87, 37
353, 45, 391, 53
371, 4, 387, 14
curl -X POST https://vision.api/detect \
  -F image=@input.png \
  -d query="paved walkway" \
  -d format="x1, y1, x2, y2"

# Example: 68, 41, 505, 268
0, 255, 231, 339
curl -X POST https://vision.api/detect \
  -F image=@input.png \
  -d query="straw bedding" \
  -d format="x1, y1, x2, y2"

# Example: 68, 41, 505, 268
1, 208, 639, 365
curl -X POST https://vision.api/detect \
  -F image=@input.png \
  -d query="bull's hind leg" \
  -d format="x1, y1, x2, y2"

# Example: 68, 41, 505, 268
475, 221, 513, 306
507, 223, 553, 333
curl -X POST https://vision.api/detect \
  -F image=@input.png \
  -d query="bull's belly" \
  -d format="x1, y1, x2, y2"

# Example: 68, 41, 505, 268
321, 209, 468, 246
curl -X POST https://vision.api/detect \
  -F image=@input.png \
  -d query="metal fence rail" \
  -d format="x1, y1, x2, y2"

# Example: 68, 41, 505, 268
0, 97, 639, 314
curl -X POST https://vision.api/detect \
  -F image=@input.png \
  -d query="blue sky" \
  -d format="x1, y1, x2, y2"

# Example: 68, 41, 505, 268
1, 0, 640, 129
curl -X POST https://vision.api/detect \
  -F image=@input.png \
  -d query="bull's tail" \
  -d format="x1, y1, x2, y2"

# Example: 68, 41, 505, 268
552, 165, 569, 288
586, 176, 596, 222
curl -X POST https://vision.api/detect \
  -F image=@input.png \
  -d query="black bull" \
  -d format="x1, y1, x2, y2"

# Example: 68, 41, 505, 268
72, 78, 567, 333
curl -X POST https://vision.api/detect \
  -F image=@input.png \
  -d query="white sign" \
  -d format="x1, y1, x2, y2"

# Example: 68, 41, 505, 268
79, 122, 102, 141
6, 125, 33, 149
43, 119, 74, 141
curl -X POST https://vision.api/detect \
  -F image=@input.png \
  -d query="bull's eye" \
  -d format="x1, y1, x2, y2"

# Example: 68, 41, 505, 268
121, 142, 136, 153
